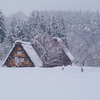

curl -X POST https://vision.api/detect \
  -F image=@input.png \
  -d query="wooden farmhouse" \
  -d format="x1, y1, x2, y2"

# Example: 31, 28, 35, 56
46, 37, 74, 67
3, 40, 43, 67
32, 34, 74, 67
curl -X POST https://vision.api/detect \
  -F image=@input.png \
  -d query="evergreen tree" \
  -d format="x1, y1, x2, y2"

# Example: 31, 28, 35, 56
58, 19, 68, 47
8, 20, 17, 43
39, 15, 47, 33
0, 10, 6, 43
27, 11, 35, 33
23, 21, 32, 42
27, 11, 41, 38
47, 17, 52, 35
50, 16, 59, 36
16, 25, 24, 40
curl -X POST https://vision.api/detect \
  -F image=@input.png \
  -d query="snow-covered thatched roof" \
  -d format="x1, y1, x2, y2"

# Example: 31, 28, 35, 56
19, 40, 43, 67
3, 40, 43, 67
52, 37, 74, 61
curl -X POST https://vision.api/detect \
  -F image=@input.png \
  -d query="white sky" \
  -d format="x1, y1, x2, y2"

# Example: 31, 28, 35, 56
0, 0, 100, 16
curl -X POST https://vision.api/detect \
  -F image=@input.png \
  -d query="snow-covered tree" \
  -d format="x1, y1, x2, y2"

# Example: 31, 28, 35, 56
34, 34, 53, 66
50, 16, 59, 36
38, 15, 47, 34
32, 34, 68, 67
0, 10, 6, 43
8, 19, 17, 43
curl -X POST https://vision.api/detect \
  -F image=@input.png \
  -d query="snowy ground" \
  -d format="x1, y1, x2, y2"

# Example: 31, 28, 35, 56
0, 66, 100, 100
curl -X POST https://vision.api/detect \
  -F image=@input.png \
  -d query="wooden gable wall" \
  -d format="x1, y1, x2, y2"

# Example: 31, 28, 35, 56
5, 43, 35, 67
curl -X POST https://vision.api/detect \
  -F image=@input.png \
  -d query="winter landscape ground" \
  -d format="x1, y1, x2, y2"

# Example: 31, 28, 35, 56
0, 63, 100, 100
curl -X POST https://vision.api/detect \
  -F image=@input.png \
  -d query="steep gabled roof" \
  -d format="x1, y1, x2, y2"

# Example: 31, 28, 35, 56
3, 40, 43, 67
52, 37, 74, 61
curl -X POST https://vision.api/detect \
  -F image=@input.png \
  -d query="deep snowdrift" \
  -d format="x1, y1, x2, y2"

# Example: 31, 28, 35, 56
0, 66, 100, 100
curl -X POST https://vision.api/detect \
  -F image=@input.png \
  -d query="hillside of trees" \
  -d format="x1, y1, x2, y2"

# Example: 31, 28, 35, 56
0, 10, 100, 67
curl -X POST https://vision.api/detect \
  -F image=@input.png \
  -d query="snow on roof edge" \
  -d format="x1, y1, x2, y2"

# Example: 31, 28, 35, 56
63, 48, 74, 61
2, 43, 15, 66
